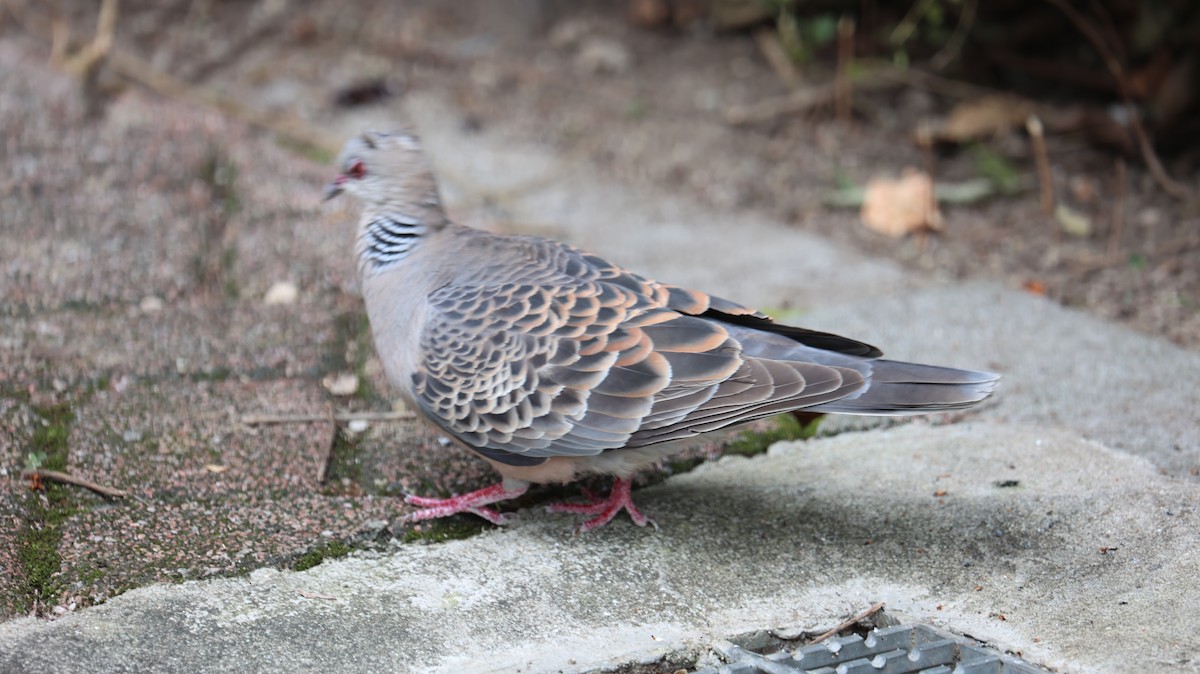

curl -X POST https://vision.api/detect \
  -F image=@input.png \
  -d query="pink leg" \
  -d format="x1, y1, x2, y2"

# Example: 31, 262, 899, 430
548, 477, 658, 532
402, 481, 529, 525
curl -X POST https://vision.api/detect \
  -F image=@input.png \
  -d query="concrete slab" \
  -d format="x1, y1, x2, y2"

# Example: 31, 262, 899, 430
1, 422, 1196, 673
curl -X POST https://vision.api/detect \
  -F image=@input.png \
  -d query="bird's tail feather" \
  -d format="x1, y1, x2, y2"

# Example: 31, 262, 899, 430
808, 359, 999, 416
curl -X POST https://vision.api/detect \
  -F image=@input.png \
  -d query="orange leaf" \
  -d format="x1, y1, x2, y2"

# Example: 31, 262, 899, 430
861, 170, 943, 237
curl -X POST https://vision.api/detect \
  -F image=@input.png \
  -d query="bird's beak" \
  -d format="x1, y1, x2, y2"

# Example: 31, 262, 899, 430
323, 175, 347, 201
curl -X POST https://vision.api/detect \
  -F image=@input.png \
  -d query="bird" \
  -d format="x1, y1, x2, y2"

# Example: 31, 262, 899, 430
324, 129, 999, 532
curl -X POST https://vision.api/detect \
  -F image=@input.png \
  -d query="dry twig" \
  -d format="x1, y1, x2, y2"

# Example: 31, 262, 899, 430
725, 61, 1005, 127
1044, 0, 1194, 201
726, 80, 842, 126
22, 469, 127, 499
1026, 115, 1055, 216
108, 50, 341, 158
753, 28, 798, 88
0, 0, 340, 158
58, 0, 116, 78
931, 0, 977, 71
1107, 158, 1126, 262
1154, 234, 1200, 257
808, 602, 886, 644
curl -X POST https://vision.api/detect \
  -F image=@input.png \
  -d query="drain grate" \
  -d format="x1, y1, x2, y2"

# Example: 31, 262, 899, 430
695, 623, 1050, 674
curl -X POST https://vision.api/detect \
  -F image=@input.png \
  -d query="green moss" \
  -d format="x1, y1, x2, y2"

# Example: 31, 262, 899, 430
30, 402, 72, 469
60, 299, 104, 312
83, 376, 110, 395
18, 513, 67, 608
192, 147, 241, 294
221, 248, 240, 300
17, 403, 79, 612
77, 565, 106, 585
724, 413, 823, 458
321, 428, 363, 494
665, 455, 707, 475
329, 308, 379, 402
0, 386, 31, 404
199, 148, 241, 218
293, 540, 354, 571
400, 517, 488, 544
188, 367, 233, 382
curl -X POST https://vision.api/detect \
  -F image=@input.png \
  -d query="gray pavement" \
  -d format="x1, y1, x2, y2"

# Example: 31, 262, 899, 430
3, 81, 1199, 674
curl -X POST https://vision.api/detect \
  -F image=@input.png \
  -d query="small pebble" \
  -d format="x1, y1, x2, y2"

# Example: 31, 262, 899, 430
264, 281, 299, 305
322, 372, 359, 396
140, 295, 164, 313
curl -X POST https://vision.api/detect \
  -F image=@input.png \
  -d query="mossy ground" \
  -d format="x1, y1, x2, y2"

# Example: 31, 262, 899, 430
292, 541, 355, 572
16, 402, 80, 613
400, 518, 489, 544
723, 413, 824, 458
330, 307, 381, 403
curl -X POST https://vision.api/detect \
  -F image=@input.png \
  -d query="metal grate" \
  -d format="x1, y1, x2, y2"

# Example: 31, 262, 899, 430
694, 623, 1050, 674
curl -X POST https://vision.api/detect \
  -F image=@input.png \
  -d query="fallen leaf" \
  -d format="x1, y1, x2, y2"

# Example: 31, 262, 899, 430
1022, 280, 1047, 296
935, 95, 1035, 142
204, 464, 228, 473
1055, 204, 1091, 237
861, 170, 943, 237
322, 373, 359, 396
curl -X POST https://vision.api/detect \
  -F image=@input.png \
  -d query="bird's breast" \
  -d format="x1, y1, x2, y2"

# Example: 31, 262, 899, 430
361, 267, 433, 403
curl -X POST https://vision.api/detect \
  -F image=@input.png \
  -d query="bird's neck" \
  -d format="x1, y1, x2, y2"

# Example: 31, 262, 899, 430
356, 206, 446, 275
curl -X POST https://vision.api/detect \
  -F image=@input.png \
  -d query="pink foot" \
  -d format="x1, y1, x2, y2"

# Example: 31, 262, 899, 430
548, 477, 658, 532
402, 481, 529, 525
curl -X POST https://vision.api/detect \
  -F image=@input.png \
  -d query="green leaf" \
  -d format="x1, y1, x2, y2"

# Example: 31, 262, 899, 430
25, 452, 46, 472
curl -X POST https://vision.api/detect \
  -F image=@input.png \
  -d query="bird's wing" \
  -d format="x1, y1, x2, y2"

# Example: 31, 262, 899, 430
581, 250, 882, 358
411, 242, 868, 464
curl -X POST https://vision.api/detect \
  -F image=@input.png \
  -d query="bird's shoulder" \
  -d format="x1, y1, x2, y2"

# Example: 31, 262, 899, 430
433, 229, 768, 320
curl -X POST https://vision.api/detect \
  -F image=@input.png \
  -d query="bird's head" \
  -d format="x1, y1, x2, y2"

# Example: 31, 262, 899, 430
324, 130, 440, 212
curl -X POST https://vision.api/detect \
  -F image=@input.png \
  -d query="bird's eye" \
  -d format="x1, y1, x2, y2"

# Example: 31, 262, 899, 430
346, 159, 367, 180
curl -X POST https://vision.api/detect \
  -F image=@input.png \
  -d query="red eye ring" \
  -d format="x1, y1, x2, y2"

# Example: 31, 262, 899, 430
346, 159, 367, 180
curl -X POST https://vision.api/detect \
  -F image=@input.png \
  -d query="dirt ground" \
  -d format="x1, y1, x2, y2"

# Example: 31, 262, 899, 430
1, 0, 1197, 620
21, 1, 1200, 346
